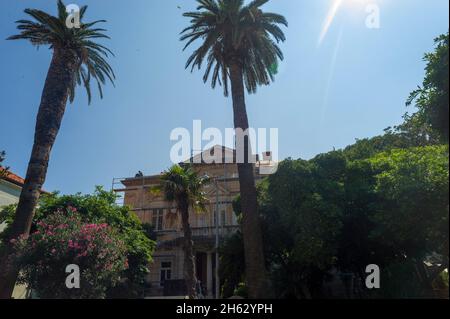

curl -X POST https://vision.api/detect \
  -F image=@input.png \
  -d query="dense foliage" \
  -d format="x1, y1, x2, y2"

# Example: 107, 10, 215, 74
0, 151, 5, 167
0, 187, 155, 298
406, 32, 449, 142
223, 144, 449, 298
12, 208, 128, 298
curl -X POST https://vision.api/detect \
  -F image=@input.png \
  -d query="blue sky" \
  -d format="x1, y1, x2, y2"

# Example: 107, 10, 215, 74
0, 0, 448, 194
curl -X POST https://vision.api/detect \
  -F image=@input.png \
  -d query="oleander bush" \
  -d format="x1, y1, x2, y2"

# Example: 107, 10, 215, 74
11, 208, 128, 299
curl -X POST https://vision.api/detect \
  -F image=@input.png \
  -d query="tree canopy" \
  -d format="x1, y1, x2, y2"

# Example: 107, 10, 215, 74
222, 143, 449, 298
0, 151, 7, 177
156, 165, 210, 212
8, 0, 115, 103
181, 0, 287, 96
407, 32, 449, 142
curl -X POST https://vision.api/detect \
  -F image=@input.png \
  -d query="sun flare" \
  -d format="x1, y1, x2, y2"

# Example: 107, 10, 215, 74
318, 0, 377, 45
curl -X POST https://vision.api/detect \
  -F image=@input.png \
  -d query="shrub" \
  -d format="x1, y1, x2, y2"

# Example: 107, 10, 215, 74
12, 208, 128, 299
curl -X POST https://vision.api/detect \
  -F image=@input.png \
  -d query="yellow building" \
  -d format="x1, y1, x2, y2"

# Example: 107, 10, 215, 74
115, 145, 274, 298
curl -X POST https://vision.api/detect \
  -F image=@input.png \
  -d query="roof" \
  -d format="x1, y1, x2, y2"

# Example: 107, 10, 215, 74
118, 145, 279, 188
0, 167, 25, 187
183, 145, 238, 165
120, 173, 161, 187
0, 167, 48, 193
184, 145, 277, 170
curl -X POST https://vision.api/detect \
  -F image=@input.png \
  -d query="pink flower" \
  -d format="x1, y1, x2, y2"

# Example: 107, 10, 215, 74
77, 251, 88, 258
67, 206, 77, 213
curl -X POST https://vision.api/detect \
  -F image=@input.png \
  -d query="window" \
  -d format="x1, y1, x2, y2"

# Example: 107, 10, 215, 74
213, 210, 226, 226
142, 210, 152, 224
199, 212, 206, 227
213, 210, 217, 226
152, 209, 164, 231
160, 261, 172, 287
221, 210, 226, 226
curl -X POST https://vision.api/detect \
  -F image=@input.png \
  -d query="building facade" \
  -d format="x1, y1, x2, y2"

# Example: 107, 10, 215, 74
0, 168, 24, 209
115, 146, 273, 298
0, 168, 30, 299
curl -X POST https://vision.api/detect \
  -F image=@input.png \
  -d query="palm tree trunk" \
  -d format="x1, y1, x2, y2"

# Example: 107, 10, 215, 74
180, 201, 197, 299
229, 63, 269, 299
0, 48, 76, 299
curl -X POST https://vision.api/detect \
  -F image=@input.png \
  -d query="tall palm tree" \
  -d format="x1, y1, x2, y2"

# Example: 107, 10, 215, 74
155, 165, 209, 299
0, 0, 115, 298
180, 0, 287, 298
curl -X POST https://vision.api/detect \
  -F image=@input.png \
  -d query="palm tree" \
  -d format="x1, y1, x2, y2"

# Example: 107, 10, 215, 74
155, 165, 209, 299
180, 0, 287, 298
0, 0, 115, 298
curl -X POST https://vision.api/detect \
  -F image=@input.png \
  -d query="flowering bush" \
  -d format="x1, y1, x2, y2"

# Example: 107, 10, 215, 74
1, 188, 156, 298
12, 208, 128, 299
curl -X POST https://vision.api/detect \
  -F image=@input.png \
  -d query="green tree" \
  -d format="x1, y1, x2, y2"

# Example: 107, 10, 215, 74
181, 0, 287, 298
266, 156, 344, 298
228, 155, 345, 298
0, 187, 155, 298
222, 145, 449, 298
0, 1, 115, 298
407, 32, 449, 142
155, 165, 209, 299
342, 123, 439, 162
0, 151, 5, 167
369, 145, 449, 293
0, 151, 8, 177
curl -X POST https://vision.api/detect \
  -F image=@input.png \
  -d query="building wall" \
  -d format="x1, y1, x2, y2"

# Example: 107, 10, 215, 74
0, 180, 21, 234
0, 179, 29, 299
0, 179, 22, 208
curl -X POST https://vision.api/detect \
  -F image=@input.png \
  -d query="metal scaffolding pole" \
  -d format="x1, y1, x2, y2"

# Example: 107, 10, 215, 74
215, 178, 220, 299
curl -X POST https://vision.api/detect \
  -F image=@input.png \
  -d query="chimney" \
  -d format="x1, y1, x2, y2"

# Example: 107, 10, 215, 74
262, 151, 272, 161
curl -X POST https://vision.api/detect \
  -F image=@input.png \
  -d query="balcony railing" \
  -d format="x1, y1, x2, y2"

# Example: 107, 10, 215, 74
190, 225, 240, 238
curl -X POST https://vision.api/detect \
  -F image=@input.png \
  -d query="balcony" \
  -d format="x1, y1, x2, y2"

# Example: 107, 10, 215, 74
190, 225, 240, 238
154, 225, 240, 238
155, 225, 240, 250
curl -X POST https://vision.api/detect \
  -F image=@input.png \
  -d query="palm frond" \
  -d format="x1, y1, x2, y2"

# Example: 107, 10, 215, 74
158, 165, 210, 214
181, 0, 287, 96
8, 0, 115, 104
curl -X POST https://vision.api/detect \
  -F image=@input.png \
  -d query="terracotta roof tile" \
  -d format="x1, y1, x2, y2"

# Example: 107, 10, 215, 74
0, 167, 25, 186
